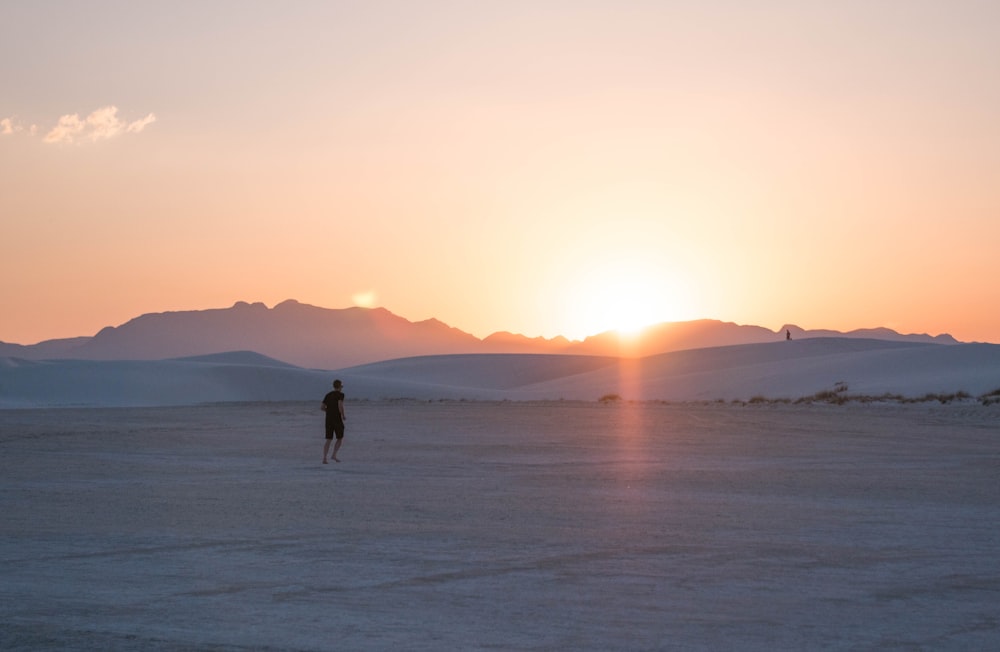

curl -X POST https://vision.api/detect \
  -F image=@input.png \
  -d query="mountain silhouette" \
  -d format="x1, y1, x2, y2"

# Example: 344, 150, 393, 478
0, 299, 959, 368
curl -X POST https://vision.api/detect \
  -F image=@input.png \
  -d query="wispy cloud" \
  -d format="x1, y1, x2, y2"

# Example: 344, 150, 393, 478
1, 116, 37, 136
1, 106, 156, 144
126, 112, 157, 133
44, 106, 157, 144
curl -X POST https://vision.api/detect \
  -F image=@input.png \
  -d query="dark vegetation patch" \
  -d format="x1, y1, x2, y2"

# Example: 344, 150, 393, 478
721, 382, 995, 406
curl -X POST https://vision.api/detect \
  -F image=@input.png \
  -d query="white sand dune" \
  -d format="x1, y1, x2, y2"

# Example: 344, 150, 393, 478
503, 338, 1000, 401
0, 352, 332, 408
2, 338, 999, 407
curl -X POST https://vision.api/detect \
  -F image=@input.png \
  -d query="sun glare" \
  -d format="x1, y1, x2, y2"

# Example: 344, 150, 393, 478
567, 262, 682, 339
351, 290, 377, 308
602, 284, 659, 336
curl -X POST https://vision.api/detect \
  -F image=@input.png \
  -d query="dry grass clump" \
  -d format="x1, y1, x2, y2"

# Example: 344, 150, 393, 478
978, 388, 1000, 406
727, 384, 998, 406
903, 391, 972, 404
596, 385, 1000, 406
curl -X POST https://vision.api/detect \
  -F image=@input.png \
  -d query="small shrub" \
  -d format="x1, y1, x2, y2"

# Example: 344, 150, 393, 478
978, 388, 1000, 405
599, 393, 622, 403
802, 388, 849, 404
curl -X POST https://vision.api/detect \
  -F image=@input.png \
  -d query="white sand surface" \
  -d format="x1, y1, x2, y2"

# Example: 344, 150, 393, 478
2, 401, 998, 650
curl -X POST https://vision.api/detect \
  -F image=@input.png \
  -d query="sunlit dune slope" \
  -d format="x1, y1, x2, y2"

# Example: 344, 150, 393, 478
340, 338, 1000, 402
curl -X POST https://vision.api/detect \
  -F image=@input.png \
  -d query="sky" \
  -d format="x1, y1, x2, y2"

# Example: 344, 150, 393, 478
3, 1, 1000, 345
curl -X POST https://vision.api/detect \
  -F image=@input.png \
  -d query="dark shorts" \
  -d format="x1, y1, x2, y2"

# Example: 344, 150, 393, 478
325, 421, 345, 440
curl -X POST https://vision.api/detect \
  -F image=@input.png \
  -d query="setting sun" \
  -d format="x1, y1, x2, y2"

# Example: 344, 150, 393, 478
591, 279, 659, 336
561, 258, 696, 339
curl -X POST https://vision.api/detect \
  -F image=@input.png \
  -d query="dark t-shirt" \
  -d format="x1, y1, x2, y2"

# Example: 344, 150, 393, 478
323, 390, 345, 423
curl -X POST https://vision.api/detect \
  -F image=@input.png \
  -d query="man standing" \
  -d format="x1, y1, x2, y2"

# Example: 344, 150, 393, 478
321, 379, 346, 464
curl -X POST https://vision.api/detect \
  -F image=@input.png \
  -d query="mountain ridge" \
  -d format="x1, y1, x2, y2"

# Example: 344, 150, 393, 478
0, 299, 960, 368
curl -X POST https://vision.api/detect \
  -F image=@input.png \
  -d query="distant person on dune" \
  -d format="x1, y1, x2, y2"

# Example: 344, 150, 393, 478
786, 329, 791, 341
321, 379, 346, 464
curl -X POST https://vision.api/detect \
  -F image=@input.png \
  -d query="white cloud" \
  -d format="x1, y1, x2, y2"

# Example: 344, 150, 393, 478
127, 112, 156, 133
43, 113, 86, 144
0, 117, 40, 137
38, 106, 157, 144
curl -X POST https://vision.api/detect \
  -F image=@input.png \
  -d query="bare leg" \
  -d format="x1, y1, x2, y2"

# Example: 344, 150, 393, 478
332, 438, 342, 462
323, 439, 331, 463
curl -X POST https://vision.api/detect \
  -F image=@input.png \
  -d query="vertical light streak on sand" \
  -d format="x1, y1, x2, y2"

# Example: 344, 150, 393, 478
614, 355, 645, 403
610, 357, 652, 493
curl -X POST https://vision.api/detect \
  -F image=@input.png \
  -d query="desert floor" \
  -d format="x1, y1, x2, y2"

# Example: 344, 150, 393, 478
1, 401, 998, 650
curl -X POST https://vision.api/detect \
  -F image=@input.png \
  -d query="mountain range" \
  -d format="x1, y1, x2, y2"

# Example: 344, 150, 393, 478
0, 299, 959, 368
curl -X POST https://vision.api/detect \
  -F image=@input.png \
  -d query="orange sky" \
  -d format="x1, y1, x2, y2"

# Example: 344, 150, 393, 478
3, 1, 1000, 345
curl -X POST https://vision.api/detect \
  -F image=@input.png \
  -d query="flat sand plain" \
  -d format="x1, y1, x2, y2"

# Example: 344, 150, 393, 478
1, 401, 998, 650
